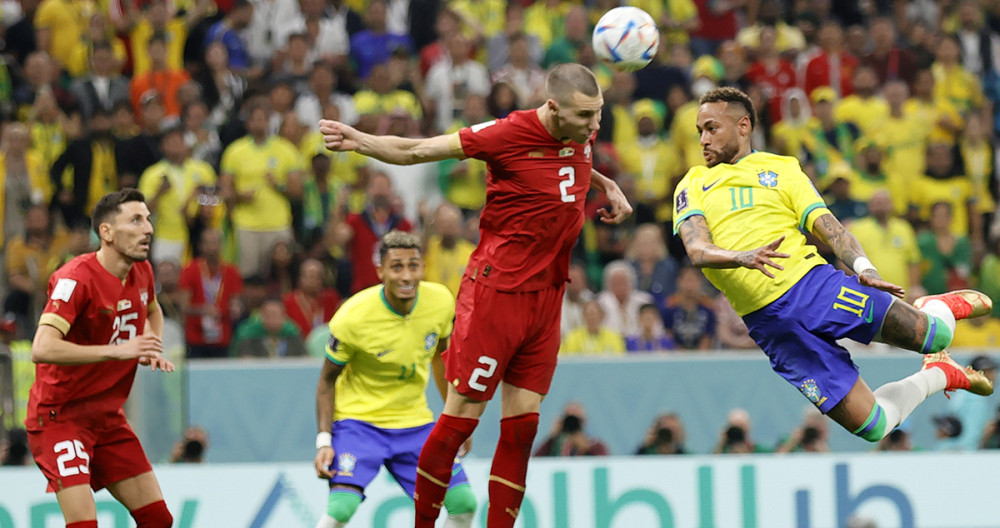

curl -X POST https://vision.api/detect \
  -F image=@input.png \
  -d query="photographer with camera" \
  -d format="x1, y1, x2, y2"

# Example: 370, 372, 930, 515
534, 402, 609, 457
776, 406, 831, 453
713, 408, 770, 454
635, 413, 688, 455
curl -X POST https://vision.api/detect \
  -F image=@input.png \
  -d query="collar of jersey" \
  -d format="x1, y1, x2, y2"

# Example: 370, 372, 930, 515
733, 149, 758, 165
380, 286, 418, 317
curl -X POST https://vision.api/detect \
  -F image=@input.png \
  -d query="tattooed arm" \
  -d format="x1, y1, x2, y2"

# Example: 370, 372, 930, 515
810, 213, 905, 297
677, 215, 790, 278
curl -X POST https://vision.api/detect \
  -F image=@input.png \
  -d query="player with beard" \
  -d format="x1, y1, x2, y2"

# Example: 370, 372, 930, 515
673, 86, 994, 445
26, 189, 175, 528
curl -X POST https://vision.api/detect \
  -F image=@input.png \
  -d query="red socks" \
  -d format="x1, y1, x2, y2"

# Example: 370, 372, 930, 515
67, 522, 98, 528
487, 412, 539, 528
414, 414, 479, 527
130, 500, 173, 528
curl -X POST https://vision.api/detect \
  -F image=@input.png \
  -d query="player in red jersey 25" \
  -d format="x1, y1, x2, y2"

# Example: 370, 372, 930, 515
26, 189, 175, 528
320, 63, 631, 527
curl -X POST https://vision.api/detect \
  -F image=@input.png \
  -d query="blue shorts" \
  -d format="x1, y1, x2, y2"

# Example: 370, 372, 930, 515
328, 419, 468, 497
742, 264, 895, 414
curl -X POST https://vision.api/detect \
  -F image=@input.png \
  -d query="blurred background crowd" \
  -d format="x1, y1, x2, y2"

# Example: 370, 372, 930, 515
3, 0, 1000, 458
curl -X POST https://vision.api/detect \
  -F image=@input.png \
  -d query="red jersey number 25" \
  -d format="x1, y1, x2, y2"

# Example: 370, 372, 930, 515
109, 312, 139, 345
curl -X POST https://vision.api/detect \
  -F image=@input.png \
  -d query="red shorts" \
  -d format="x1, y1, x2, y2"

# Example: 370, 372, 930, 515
445, 278, 564, 401
27, 408, 153, 492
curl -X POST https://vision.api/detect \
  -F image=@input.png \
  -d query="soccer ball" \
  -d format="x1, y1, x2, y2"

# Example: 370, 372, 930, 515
592, 6, 659, 72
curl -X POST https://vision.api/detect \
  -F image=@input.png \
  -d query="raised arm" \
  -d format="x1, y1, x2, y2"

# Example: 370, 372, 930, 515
676, 215, 789, 278
590, 169, 633, 224
319, 119, 465, 165
810, 213, 905, 297
314, 358, 345, 478
31, 324, 165, 365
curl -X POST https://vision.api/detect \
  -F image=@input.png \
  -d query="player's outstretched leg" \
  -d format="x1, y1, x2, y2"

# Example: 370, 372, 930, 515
921, 350, 994, 396
442, 484, 477, 528
914, 289, 993, 320
129, 500, 173, 528
486, 412, 539, 527
414, 414, 479, 528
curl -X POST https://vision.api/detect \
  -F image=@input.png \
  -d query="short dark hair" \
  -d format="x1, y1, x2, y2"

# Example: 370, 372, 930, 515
699, 86, 757, 131
379, 230, 421, 262
91, 188, 146, 235
546, 63, 600, 103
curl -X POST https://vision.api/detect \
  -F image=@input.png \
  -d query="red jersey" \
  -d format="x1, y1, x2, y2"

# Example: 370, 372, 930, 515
27, 253, 156, 425
746, 59, 797, 123
346, 210, 414, 293
458, 109, 592, 292
282, 289, 341, 337
178, 258, 243, 346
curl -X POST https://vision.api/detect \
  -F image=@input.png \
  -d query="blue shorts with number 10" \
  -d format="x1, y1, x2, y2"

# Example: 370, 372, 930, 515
329, 419, 469, 496
742, 264, 896, 414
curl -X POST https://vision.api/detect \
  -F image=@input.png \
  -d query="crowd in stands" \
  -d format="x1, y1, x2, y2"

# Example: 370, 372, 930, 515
2, 0, 1000, 362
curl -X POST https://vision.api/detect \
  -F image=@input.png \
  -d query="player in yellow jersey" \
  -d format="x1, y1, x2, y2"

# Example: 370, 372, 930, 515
673, 87, 994, 444
312, 231, 476, 528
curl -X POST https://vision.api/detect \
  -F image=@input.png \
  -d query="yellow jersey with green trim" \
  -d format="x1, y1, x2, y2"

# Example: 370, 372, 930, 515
326, 281, 454, 429
672, 151, 830, 316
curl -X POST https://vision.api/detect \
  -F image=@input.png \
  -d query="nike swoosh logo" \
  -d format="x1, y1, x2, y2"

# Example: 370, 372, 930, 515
702, 179, 722, 191
377, 349, 392, 357
864, 303, 874, 323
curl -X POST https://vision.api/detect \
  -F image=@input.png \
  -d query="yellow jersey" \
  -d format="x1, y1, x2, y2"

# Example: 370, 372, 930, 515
874, 113, 929, 188
220, 136, 304, 231
617, 138, 681, 222
672, 151, 830, 315
423, 236, 475, 297
834, 95, 889, 137
34, 0, 95, 68
138, 158, 217, 245
849, 216, 920, 290
130, 19, 188, 77
559, 327, 626, 355
327, 282, 455, 429
910, 174, 974, 236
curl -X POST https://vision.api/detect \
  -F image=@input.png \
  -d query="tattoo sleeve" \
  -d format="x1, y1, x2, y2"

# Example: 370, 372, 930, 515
677, 215, 744, 269
811, 213, 866, 269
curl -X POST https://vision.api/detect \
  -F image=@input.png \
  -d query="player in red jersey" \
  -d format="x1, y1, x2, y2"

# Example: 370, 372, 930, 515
26, 189, 175, 528
320, 63, 632, 528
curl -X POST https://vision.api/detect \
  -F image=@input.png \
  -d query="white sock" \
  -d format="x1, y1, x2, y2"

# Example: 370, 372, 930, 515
444, 512, 475, 528
918, 299, 956, 334
873, 368, 947, 434
315, 514, 347, 528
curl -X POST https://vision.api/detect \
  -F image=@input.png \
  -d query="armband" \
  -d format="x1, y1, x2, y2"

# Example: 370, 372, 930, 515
852, 257, 877, 275
316, 431, 332, 450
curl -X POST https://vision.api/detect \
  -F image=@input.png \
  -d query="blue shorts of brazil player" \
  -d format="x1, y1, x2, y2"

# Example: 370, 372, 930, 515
329, 419, 470, 497
742, 264, 896, 414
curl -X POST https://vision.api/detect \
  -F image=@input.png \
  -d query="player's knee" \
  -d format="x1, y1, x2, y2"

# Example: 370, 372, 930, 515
921, 315, 954, 354
443, 484, 477, 515
327, 490, 363, 523
130, 500, 172, 528
853, 403, 888, 443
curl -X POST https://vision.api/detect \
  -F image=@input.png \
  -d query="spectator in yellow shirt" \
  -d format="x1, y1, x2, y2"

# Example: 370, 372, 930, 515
422, 202, 475, 297
616, 99, 680, 223
911, 143, 977, 238
34, 0, 95, 70
932, 35, 984, 116
219, 100, 304, 277
138, 125, 218, 265
875, 80, 930, 189
560, 300, 626, 356
904, 68, 964, 145
849, 191, 924, 300
834, 65, 889, 138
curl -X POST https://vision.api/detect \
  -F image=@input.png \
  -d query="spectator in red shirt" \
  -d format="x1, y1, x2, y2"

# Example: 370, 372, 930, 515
179, 228, 244, 358
690, 0, 744, 57
803, 20, 858, 99
864, 17, 918, 88
746, 26, 797, 123
334, 172, 414, 294
282, 258, 341, 337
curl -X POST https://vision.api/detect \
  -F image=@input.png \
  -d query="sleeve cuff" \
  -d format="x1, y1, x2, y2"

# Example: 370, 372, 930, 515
673, 210, 704, 234
799, 202, 829, 231
38, 313, 71, 336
